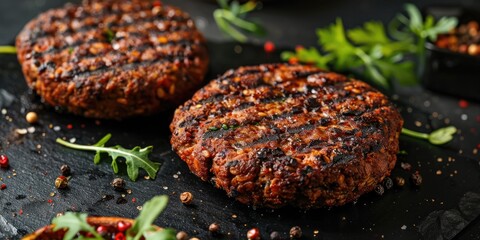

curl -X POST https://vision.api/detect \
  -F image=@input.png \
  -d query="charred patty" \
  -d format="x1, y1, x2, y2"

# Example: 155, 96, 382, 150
170, 64, 403, 208
16, 0, 208, 119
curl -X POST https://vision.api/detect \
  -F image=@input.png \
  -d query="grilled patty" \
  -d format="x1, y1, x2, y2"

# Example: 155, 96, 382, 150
16, 0, 208, 119
170, 64, 403, 208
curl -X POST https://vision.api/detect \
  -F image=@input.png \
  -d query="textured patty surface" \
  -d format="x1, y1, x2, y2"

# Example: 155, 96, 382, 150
16, 0, 208, 119
170, 64, 403, 208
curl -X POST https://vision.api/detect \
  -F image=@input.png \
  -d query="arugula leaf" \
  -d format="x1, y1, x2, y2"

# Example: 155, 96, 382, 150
213, 0, 265, 42
128, 195, 170, 240
56, 134, 160, 181
0, 46, 16, 54
52, 212, 102, 240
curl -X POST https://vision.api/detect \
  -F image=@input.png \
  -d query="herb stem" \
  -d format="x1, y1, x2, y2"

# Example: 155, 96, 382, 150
0, 46, 16, 54
401, 127, 429, 140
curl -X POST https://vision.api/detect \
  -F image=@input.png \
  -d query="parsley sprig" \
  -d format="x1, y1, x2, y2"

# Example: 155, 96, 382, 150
56, 134, 160, 181
52, 195, 175, 240
281, 4, 457, 88
213, 0, 265, 42
0, 46, 16, 54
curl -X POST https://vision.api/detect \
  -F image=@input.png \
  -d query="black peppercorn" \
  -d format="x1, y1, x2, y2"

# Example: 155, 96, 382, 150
111, 178, 126, 191
374, 184, 384, 196
289, 226, 302, 239
383, 177, 393, 190
411, 171, 423, 186
400, 162, 412, 171
60, 164, 71, 176
270, 231, 281, 240
395, 177, 405, 187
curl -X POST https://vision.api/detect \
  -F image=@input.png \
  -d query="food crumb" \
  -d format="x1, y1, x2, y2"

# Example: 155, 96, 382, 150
437, 157, 443, 162
400, 225, 407, 230
461, 114, 468, 121
436, 170, 442, 175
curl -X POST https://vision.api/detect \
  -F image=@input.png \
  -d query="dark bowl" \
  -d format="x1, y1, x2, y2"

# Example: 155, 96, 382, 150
422, 7, 480, 102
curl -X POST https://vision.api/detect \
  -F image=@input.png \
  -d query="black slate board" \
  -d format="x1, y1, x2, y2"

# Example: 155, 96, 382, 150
1, 1, 480, 240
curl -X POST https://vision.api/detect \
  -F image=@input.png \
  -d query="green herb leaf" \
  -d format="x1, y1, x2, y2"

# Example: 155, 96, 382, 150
348, 21, 390, 45
128, 195, 169, 240
213, 0, 265, 42
401, 126, 457, 145
0, 46, 17, 54
281, 3, 456, 89
56, 134, 160, 181
143, 228, 176, 240
52, 212, 102, 240
428, 126, 457, 145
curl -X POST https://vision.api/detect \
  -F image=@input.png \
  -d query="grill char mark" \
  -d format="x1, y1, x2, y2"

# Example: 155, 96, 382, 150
191, 68, 390, 167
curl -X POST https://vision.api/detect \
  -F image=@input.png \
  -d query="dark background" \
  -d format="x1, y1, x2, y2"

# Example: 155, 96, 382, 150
1, 1, 480, 240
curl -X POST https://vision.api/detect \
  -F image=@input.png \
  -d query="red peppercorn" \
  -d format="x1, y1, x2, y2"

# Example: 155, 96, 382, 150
117, 221, 132, 232
0, 184, 6, 190
0, 154, 9, 169
96, 225, 108, 235
264, 41, 275, 53
115, 232, 126, 240
247, 228, 261, 240
459, 99, 469, 108
152, 1, 162, 7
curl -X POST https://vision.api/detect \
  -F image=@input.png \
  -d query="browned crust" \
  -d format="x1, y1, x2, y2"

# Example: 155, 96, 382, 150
170, 64, 403, 208
16, 0, 208, 119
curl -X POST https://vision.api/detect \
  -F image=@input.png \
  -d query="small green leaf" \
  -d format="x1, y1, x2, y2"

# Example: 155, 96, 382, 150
428, 126, 457, 145
401, 126, 457, 145
129, 196, 169, 240
404, 3, 423, 33
56, 134, 160, 181
213, 0, 265, 42
348, 21, 389, 45
52, 212, 102, 240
